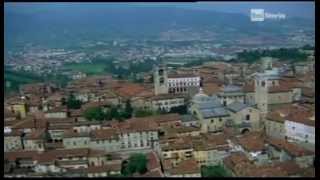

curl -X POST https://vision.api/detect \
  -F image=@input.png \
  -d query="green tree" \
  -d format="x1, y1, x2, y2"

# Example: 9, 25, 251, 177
201, 165, 230, 177
122, 153, 148, 176
110, 106, 121, 120
66, 94, 82, 109
124, 100, 133, 118
134, 109, 154, 117
83, 107, 106, 121
169, 105, 188, 115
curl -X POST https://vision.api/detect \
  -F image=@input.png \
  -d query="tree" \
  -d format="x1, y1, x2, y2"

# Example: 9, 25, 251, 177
61, 97, 66, 106
134, 109, 154, 117
201, 165, 230, 177
110, 106, 123, 120
122, 153, 147, 176
124, 100, 133, 118
169, 105, 188, 115
83, 107, 106, 121
66, 94, 82, 109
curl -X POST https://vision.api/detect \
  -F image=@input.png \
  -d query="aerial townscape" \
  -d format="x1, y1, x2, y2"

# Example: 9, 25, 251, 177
4, 2, 315, 178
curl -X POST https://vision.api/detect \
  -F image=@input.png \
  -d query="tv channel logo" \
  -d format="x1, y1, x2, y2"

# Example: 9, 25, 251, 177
251, 9, 265, 22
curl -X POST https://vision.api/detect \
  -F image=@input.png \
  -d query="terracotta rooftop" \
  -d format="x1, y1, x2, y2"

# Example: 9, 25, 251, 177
285, 110, 315, 127
141, 169, 164, 177
90, 129, 120, 140
266, 111, 285, 123
48, 148, 90, 158
150, 93, 185, 101
272, 161, 303, 176
245, 164, 288, 177
24, 129, 47, 140
202, 82, 223, 95
117, 117, 159, 133
5, 150, 42, 161
63, 129, 90, 138
115, 83, 147, 98
87, 149, 107, 157
11, 118, 47, 130
168, 74, 199, 79
236, 131, 266, 152
223, 152, 253, 176
242, 81, 254, 93
266, 138, 314, 157
147, 151, 161, 171
168, 159, 200, 175
87, 163, 122, 173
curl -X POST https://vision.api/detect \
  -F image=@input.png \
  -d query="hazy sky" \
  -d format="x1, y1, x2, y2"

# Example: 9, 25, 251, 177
5, 2, 315, 19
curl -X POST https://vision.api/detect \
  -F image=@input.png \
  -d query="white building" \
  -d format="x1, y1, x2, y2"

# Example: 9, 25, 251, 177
150, 94, 185, 112
154, 65, 200, 96
285, 116, 315, 145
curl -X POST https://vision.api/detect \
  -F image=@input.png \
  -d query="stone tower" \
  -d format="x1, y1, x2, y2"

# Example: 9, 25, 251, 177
255, 74, 269, 115
261, 57, 273, 70
153, 64, 168, 95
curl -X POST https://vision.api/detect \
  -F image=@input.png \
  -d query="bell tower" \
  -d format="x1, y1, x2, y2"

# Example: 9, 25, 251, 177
255, 74, 268, 115
154, 64, 168, 95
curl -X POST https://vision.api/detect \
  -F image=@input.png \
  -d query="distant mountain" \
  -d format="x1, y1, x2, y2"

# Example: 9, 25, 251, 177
4, 5, 315, 50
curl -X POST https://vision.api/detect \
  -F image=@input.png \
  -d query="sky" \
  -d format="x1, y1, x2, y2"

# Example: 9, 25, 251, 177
4, 2, 315, 19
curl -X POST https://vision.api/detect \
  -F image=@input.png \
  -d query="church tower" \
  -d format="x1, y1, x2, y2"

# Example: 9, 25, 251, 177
255, 74, 269, 115
154, 64, 168, 95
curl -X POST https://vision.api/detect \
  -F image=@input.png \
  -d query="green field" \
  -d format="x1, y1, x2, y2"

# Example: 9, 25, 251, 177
4, 69, 43, 93
63, 62, 108, 75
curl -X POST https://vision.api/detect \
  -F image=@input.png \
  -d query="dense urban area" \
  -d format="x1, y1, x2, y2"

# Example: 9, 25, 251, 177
4, 2, 315, 178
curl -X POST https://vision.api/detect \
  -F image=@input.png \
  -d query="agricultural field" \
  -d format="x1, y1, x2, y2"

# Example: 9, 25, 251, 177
63, 62, 108, 75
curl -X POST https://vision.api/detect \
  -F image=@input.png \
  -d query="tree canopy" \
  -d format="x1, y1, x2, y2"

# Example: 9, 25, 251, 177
122, 153, 148, 176
201, 165, 230, 177
66, 94, 82, 109
169, 105, 188, 115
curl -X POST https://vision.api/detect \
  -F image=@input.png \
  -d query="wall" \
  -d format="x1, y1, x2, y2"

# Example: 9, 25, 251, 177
285, 121, 315, 144
63, 137, 90, 149
264, 119, 285, 140
24, 139, 45, 151
4, 136, 22, 152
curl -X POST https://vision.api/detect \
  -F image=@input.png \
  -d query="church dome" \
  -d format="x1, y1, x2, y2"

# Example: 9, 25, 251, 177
192, 88, 209, 104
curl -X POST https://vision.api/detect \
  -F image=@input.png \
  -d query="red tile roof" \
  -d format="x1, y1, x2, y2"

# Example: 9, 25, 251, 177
147, 151, 161, 171
266, 138, 314, 157
24, 129, 46, 140
90, 129, 120, 140
168, 159, 200, 175
117, 117, 159, 133
87, 163, 121, 173
236, 131, 266, 152
115, 83, 147, 98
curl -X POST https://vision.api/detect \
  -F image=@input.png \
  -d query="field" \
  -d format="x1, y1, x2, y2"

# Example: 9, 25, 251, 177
4, 69, 43, 93
63, 62, 108, 75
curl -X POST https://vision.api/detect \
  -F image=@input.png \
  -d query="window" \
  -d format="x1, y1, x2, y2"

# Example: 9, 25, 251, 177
246, 115, 250, 121
292, 126, 295, 130
73, 141, 76, 146
219, 118, 222, 122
